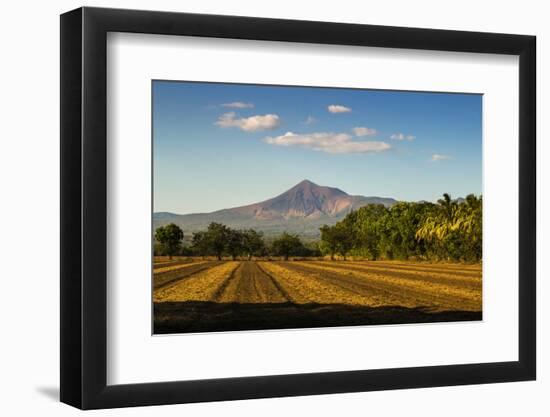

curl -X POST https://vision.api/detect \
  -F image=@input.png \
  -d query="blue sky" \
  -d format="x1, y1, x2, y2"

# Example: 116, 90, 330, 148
153, 81, 482, 214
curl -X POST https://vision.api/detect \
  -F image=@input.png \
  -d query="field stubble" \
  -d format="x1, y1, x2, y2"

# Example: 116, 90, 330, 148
153, 259, 482, 333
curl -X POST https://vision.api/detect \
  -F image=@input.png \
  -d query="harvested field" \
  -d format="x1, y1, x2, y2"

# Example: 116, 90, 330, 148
153, 261, 240, 302
215, 262, 290, 303
153, 259, 194, 271
153, 261, 223, 289
153, 260, 482, 334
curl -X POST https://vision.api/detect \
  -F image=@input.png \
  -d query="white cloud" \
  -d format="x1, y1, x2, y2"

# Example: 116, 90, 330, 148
352, 126, 377, 137
431, 153, 451, 161
328, 104, 352, 113
222, 102, 254, 109
303, 116, 317, 125
215, 112, 280, 132
390, 133, 416, 141
264, 131, 391, 154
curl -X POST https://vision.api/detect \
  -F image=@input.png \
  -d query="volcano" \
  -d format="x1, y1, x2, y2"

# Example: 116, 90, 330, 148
154, 180, 396, 238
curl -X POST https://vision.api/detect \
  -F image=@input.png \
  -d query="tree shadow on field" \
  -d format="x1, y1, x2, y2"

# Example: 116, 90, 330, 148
153, 301, 482, 334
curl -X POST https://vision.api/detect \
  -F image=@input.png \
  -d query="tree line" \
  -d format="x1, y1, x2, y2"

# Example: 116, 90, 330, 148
154, 222, 320, 260
319, 193, 482, 262
155, 193, 481, 262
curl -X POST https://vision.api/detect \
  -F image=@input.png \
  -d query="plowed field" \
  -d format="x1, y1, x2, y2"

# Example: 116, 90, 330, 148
153, 260, 482, 333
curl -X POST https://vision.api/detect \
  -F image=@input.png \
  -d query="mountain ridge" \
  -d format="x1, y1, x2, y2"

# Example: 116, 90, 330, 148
154, 180, 397, 238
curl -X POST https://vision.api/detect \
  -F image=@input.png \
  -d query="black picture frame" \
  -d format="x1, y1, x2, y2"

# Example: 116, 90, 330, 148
60, 6, 536, 410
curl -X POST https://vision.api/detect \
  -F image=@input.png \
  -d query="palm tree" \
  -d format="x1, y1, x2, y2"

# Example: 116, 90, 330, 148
416, 193, 457, 242
438, 193, 456, 221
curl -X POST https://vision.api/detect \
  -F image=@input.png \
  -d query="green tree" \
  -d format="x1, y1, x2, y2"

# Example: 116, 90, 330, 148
320, 221, 355, 260
383, 202, 433, 260
416, 194, 458, 244
242, 229, 266, 260
271, 232, 304, 260
302, 241, 322, 257
352, 204, 388, 259
226, 229, 245, 260
154, 223, 184, 260
191, 222, 230, 260
191, 231, 209, 258
453, 194, 482, 261
415, 194, 482, 261
319, 225, 339, 260
320, 195, 482, 263
205, 222, 230, 260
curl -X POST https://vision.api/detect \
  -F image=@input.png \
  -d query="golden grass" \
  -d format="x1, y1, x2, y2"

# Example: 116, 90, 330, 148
292, 261, 481, 311
322, 261, 481, 283
305, 261, 479, 298
260, 262, 387, 307
153, 261, 240, 302
359, 260, 482, 275
153, 260, 482, 313
153, 260, 208, 275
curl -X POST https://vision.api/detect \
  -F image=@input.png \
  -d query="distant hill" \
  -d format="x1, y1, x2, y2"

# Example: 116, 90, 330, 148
154, 180, 397, 239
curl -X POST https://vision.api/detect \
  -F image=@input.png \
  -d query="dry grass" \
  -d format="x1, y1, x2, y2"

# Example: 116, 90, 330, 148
289, 261, 481, 311
153, 260, 481, 311
316, 261, 481, 288
260, 261, 385, 306
351, 260, 482, 277
153, 260, 482, 333
153, 261, 240, 302
153, 260, 208, 274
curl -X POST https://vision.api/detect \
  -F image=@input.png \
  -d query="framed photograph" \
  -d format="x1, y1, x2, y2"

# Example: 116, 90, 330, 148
60, 7, 536, 409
